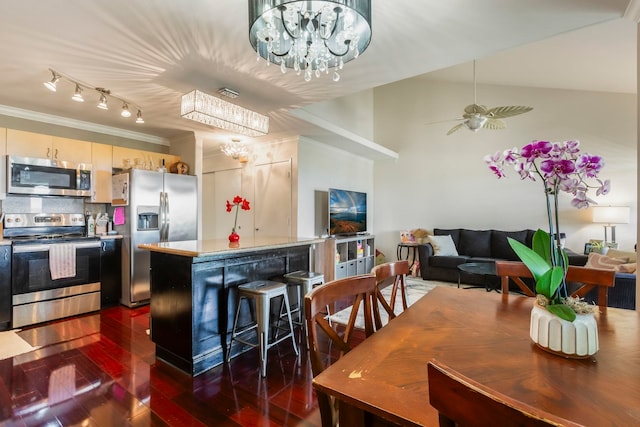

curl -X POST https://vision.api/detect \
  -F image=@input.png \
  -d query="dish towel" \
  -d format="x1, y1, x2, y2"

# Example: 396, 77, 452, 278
113, 207, 125, 226
49, 243, 76, 280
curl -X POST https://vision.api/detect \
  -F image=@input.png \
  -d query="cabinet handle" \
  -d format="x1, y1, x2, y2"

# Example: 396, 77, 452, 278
3, 248, 7, 261
47, 147, 50, 158
101, 241, 106, 251
55, 148, 58, 159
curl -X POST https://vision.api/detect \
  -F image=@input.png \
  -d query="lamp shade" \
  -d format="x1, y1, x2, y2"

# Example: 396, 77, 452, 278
592, 206, 630, 224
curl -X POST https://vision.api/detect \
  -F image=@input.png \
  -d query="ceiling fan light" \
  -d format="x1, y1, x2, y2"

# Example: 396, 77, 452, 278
464, 114, 487, 131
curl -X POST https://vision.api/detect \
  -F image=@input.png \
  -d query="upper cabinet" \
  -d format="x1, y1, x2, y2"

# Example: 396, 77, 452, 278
6, 130, 91, 164
0, 128, 6, 199
90, 143, 113, 203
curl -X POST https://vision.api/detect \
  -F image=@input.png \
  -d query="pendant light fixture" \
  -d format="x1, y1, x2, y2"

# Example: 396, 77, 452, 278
42, 68, 144, 124
248, 0, 372, 82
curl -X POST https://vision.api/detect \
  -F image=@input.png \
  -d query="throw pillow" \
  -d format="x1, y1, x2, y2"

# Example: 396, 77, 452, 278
584, 252, 628, 270
617, 262, 637, 274
604, 248, 637, 263
427, 235, 459, 256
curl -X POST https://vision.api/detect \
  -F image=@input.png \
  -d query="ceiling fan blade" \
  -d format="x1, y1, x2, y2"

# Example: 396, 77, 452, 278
483, 118, 506, 130
425, 118, 464, 125
487, 105, 533, 119
446, 123, 465, 135
463, 104, 489, 115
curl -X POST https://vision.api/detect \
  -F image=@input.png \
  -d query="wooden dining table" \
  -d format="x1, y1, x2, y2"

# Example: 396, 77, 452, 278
312, 286, 640, 426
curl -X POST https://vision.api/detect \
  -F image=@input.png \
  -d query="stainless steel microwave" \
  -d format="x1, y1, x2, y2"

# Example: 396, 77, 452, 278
8, 155, 92, 197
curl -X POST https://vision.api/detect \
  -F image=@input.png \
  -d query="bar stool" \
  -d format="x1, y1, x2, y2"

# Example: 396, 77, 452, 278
282, 271, 326, 337
227, 280, 299, 377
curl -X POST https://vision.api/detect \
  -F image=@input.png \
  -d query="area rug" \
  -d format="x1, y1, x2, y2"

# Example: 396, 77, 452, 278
0, 330, 40, 360
329, 277, 454, 329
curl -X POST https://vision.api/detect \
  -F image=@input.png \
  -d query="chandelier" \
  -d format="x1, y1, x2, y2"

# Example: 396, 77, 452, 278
248, 0, 372, 82
221, 139, 249, 162
181, 89, 269, 137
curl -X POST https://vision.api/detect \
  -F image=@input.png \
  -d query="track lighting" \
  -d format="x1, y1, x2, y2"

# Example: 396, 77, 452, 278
42, 68, 144, 124
44, 70, 60, 92
120, 103, 131, 118
97, 92, 108, 110
71, 84, 84, 102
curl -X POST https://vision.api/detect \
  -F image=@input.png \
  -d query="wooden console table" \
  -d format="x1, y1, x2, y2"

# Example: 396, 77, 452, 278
313, 286, 640, 426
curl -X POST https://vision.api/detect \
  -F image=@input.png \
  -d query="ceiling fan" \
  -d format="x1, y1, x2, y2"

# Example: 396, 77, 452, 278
445, 60, 533, 135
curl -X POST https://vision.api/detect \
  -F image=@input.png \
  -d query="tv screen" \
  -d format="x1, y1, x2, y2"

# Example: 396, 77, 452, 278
329, 188, 367, 236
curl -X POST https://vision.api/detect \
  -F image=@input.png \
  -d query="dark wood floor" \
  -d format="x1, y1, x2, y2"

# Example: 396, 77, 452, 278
1, 304, 359, 426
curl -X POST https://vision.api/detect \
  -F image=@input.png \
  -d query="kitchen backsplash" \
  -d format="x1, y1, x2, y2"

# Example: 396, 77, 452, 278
1, 195, 103, 215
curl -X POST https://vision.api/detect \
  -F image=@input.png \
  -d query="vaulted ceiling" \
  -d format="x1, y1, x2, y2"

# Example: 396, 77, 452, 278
0, 0, 635, 155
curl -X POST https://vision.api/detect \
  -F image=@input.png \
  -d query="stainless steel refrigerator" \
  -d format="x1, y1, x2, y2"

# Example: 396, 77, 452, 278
111, 169, 197, 307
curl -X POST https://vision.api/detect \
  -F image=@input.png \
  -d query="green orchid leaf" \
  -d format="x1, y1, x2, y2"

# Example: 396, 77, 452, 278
531, 229, 553, 265
547, 304, 577, 322
535, 267, 563, 299
508, 237, 550, 281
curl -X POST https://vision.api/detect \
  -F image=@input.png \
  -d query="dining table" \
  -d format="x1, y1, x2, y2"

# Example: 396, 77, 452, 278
312, 285, 640, 426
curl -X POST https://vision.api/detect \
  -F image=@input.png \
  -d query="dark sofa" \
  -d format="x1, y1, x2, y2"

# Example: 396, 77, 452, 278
417, 228, 636, 310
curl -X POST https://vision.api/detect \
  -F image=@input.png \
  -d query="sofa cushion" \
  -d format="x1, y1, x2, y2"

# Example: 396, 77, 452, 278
427, 235, 459, 256
429, 255, 470, 269
618, 262, 637, 274
605, 248, 637, 263
491, 230, 529, 261
459, 229, 492, 257
434, 229, 461, 250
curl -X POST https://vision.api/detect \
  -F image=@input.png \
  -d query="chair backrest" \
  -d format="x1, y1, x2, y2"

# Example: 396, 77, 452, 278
371, 260, 410, 329
495, 261, 616, 311
427, 359, 585, 427
305, 274, 377, 427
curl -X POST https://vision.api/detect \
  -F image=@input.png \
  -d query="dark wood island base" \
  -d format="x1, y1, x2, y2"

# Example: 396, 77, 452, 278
141, 238, 322, 376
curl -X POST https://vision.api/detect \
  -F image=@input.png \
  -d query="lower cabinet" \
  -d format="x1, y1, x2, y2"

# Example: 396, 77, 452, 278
0, 245, 11, 331
100, 238, 122, 307
325, 235, 375, 282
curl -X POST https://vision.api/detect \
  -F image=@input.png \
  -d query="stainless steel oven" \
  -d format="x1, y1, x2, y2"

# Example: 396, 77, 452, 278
8, 155, 92, 197
4, 213, 101, 328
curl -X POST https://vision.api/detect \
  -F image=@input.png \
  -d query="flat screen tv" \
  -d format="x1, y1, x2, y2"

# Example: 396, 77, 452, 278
328, 188, 367, 236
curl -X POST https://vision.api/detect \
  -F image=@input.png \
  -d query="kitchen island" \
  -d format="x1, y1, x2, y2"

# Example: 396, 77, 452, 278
138, 236, 324, 376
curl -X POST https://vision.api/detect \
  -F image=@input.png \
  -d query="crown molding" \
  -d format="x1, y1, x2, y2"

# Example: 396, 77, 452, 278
0, 104, 169, 146
624, 0, 640, 22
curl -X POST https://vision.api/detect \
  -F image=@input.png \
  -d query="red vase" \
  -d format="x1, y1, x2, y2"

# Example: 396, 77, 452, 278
228, 232, 240, 243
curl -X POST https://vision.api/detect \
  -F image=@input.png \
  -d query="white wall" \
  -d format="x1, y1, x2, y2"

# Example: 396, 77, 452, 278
373, 78, 637, 261
297, 136, 374, 238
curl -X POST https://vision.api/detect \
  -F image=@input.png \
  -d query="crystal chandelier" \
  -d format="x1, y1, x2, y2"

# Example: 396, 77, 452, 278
248, 0, 372, 82
221, 139, 249, 162
181, 90, 269, 137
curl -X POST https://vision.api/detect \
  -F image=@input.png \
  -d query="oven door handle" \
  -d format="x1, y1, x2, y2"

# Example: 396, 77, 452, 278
13, 241, 101, 253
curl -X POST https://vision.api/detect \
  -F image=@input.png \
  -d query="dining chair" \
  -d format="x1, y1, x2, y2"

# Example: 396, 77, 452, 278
305, 274, 377, 427
427, 359, 586, 427
371, 260, 409, 330
495, 261, 616, 311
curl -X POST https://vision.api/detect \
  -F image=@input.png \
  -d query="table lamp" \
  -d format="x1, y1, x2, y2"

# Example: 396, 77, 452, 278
592, 206, 630, 249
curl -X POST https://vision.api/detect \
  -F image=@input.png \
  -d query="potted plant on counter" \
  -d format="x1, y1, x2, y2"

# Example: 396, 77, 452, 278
485, 139, 610, 357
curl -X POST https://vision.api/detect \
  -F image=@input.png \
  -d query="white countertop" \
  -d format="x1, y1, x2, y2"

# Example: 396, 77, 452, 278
138, 236, 325, 258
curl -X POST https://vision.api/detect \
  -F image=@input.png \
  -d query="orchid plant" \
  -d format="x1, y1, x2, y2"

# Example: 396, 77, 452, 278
485, 140, 610, 321
226, 195, 250, 235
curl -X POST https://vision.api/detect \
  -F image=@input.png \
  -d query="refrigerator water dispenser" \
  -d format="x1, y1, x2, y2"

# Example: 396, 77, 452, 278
137, 206, 159, 230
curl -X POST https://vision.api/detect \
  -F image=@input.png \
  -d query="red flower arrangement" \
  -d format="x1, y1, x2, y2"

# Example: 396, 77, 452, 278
226, 195, 250, 235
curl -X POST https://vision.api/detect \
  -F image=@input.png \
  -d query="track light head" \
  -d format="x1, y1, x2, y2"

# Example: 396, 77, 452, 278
44, 71, 60, 92
71, 84, 84, 102
97, 91, 108, 110
120, 103, 131, 118
136, 110, 144, 124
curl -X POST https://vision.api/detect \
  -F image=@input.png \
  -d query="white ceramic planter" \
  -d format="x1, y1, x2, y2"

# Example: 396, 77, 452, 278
530, 303, 598, 358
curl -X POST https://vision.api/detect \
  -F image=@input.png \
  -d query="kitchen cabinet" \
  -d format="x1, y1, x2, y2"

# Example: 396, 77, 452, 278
90, 143, 113, 203
0, 245, 11, 331
6, 130, 91, 163
100, 238, 122, 307
0, 128, 6, 199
